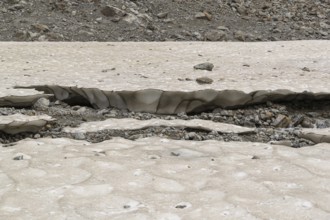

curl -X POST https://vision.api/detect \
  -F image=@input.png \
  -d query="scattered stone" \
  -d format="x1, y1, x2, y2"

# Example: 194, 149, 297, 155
33, 98, 50, 110
195, 11, 212, 20
77, 107, 87, 113
204, 30, 227, 41
273, 114, 291, 128
32, 24, 50, 33
251, 155, 260, 159
72, 132, 86, 140
101, 5, 126, 17
13, 155, 24, 160
301, 118, 315, 128
195, 12, 206, 19
171, 152, 180, 157
8, 4, 24, 11
203, 11, 212, 21
196, 77, 213, 85
302, 67, 310, 72
234, 30, 246, 41
193, 62, 214, 71
217, 26, 229, 31
175, 204, 187, 209
157, 12, 168, 19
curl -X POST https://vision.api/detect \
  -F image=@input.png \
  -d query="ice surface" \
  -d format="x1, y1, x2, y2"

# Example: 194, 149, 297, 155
1, 137, 330, 219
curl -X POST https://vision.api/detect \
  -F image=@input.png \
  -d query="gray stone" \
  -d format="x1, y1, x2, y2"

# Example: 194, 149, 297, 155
302, 67, 310, 72
273, 114, 291, 128
204, 30, 227, 41
193, 62, 214, 71
196, 77, 213, 85
33, 98, 50, 110
8, 4, 24, 11
72, 132, 86, 140
32, 24, 50, 33
13, 155, 24, 160
101, 5, 126, 17
157, 12, 168, 19
234, 30, 246, 41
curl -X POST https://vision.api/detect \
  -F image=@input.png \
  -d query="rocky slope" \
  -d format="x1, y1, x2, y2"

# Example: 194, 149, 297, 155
0, 0, 329, 42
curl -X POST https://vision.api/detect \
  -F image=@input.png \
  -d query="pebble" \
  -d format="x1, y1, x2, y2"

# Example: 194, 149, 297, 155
196, 77, 213, 85
273, 114, 291, 128
302, 67, 310, 72
204, 30, 227, 41
101, 5, 126, 17
33, 98, 50, 110
234, 30, 246, 41
193, 62, 214, 71
72, 132, 86, 140
13, 155, 24, 160
157, 12, 168, 19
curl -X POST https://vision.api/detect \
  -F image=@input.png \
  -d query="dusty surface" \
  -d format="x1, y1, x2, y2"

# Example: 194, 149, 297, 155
1, 137, 330, 219
0, 0, 329, 42
1, 41, 329, 96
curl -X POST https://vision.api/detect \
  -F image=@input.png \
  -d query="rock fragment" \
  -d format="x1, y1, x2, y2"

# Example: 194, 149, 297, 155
101, 5, 126, 17
273, 114, 291, 128
302, 67, 310, 72
33, 98, 50, 110
196, 77, 213, 85
31, 24, 50, 33
204, 30, 227, 41
8, 4, 24, 11
157, 12, 168, 19
234, 30, 246, 41
193, 62, 214, 71
195, 11, 212, 20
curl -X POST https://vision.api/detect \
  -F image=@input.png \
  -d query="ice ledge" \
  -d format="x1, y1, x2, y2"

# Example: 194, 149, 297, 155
0, 114, 54, 134
12, 85, 330, 114
63, 118, 254, 134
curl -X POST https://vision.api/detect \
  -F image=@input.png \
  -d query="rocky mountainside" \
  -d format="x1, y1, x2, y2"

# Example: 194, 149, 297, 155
0, 0, 329, 42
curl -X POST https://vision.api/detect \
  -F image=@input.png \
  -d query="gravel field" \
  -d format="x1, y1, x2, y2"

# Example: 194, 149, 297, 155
0, 0, 329, 42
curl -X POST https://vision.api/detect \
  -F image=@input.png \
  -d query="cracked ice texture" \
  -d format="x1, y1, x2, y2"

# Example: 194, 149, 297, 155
1, 137, 330, 219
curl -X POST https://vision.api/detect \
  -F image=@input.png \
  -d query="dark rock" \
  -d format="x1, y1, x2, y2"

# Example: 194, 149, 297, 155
194, 62, 214, 71
8, 4, 24, 11
32, 24, 50, 33
13, 155, 24, 160
196, 77, 213, 85
101, 5, 126, 17
302, 67, 310, 72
